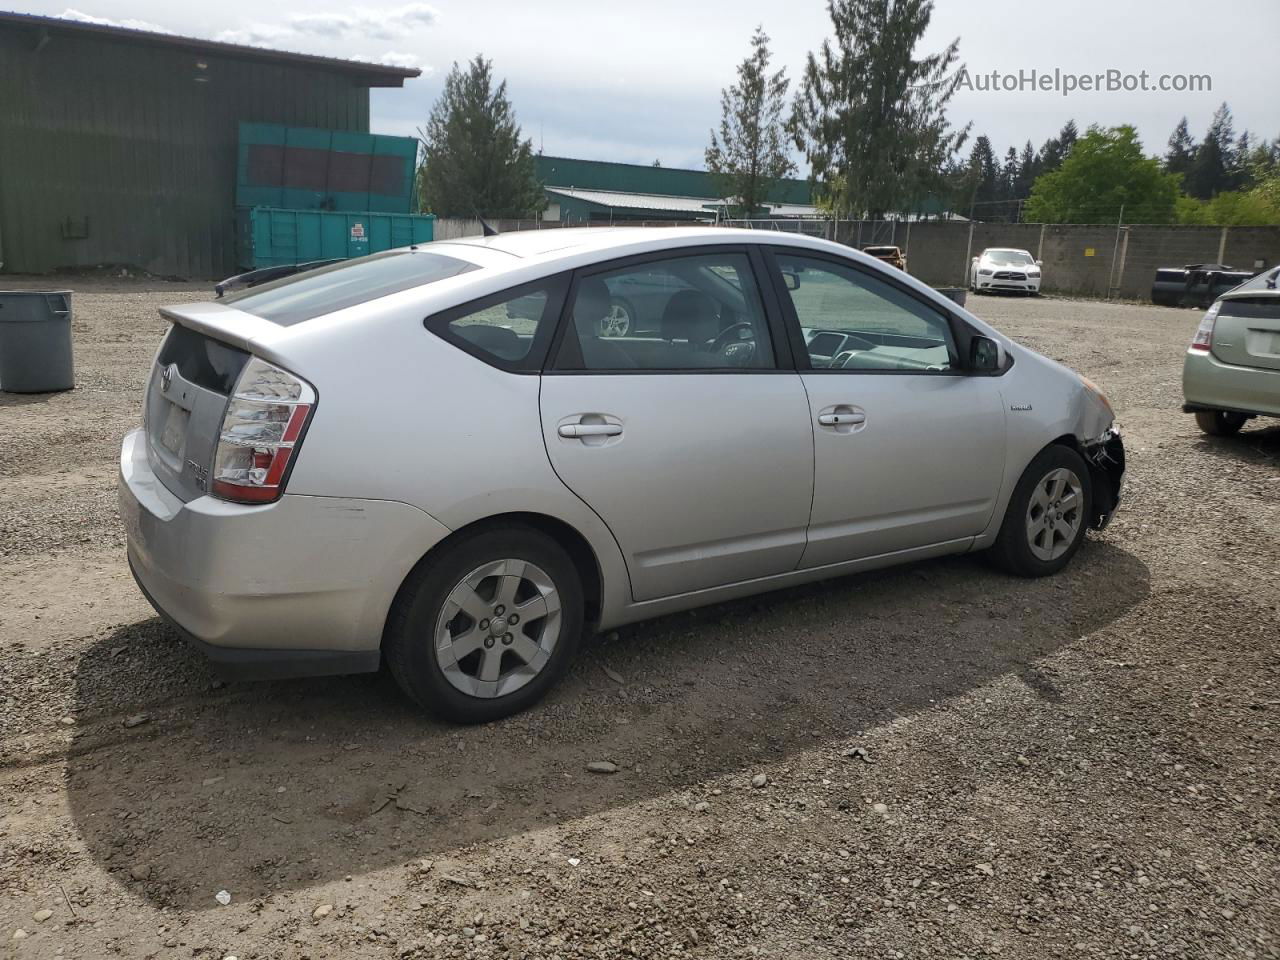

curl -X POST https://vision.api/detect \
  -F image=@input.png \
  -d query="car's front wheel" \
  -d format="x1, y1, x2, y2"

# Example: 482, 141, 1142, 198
1194, 410, 1247, 436
384, 526, 584, 723
989, 445, 1093, 577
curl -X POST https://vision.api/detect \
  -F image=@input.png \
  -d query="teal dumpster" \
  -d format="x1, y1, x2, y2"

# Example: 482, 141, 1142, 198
236, 207, 436, 269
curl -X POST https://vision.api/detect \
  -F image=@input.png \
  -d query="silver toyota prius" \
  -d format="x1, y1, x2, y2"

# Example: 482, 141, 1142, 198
119, 227, 1125, 722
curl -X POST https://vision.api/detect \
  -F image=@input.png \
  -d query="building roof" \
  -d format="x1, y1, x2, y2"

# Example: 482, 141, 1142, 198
0, 10, 421, 86
545, 186, 821, 220
536, 155, 813, 206
545, 187, 718, 216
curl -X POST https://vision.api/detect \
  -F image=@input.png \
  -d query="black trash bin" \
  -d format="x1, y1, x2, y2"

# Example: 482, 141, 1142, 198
0, 291, 75, 393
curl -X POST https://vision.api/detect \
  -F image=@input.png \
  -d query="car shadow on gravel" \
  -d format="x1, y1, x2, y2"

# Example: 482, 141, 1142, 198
65, 539, 1149, 909
1193, 420, 1280, 463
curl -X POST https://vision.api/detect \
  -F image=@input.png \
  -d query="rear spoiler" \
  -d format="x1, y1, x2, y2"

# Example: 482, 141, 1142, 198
214, 259, 343, 299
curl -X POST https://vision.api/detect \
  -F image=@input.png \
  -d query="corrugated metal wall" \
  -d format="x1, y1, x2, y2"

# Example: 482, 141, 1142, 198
0, 24, 372, 278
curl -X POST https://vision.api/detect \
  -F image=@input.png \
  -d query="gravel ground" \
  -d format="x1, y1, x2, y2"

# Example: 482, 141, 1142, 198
0, 279, 1277, 959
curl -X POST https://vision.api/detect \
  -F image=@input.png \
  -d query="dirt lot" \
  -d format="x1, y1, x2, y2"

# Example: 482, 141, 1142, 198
1, 279, 1277, 959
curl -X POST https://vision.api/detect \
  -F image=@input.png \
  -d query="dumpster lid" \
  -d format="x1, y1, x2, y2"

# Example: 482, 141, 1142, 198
0, 290, 72, 320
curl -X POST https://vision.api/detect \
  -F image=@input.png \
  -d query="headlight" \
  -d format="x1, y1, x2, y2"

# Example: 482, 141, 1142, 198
978, 268, 993, 276
1027, 269, 1040, 277
1079, 374, 1113, 417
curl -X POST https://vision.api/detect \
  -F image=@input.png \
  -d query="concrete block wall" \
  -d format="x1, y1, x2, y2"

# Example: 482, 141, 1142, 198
888, 222, 1279, 300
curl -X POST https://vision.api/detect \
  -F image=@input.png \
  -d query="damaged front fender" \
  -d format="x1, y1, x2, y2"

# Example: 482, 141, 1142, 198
1083, 428, 1125, 529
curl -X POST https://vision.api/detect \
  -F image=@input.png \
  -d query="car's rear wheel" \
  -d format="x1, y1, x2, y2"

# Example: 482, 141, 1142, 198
384, 526, 584, 723
989, 445, 1092, 577
598, 299, 633, 338
1195, 410, 1247, 436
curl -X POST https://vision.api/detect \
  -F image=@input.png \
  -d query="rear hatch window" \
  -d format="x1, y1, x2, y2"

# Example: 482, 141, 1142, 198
146, 325, 251, 502
221, 250, 479, 326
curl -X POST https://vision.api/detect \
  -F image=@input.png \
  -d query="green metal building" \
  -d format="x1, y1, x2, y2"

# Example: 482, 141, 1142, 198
0, 12, 419, 278
534, 155, 817, 223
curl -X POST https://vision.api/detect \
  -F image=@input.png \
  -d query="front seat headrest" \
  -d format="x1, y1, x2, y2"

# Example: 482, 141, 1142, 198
660, 289, 718, 347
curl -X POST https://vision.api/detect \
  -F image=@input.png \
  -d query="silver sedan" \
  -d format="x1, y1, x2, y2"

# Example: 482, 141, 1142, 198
119, 227, 1125, 722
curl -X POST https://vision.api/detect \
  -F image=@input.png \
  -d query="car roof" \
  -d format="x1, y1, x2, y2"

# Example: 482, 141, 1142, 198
444, 226, 810, 259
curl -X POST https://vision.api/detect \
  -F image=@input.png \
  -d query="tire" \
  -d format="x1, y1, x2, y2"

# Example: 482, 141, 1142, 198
1195, 410, 1246, 436
989, 445, 1093, 578
384, 526, 584, 723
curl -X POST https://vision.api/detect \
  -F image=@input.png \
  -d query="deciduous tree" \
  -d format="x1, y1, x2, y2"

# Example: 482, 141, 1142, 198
1024, 125, 1181, 224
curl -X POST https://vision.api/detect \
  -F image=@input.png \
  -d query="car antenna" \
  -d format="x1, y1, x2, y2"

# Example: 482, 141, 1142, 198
474, 209, 499, 237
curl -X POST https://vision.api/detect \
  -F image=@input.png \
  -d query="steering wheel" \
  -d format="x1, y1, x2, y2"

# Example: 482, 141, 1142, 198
709, 321, 757, 366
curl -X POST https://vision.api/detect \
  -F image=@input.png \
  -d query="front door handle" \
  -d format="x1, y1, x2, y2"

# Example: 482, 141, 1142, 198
817, 411, 865, 427
558, 422, 623, 438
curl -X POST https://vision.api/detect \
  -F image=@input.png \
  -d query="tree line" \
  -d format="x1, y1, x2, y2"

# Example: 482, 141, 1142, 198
416, 0, 1279, 227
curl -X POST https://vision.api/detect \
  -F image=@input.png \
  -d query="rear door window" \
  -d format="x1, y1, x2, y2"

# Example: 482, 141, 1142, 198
222, 250, 479, 326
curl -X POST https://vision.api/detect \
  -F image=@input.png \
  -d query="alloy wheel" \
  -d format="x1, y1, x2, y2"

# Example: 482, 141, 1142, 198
597, 302, 632, 338
434, 559, 562, 699
1025, 467, 1084, 562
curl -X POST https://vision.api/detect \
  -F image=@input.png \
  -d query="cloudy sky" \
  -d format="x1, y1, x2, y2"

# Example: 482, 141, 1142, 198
16, 0, 1279, 171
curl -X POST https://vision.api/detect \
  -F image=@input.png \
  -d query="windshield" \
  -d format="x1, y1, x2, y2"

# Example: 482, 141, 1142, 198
222, 250, 480, 326
985, 250, 1035, 266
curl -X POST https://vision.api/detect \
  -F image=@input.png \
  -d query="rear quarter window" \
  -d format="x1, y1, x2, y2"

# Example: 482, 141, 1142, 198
222, 250, 479, 326
425, 276, 570, 372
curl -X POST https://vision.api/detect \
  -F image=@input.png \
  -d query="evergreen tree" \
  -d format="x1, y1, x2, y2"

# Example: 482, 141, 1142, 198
418, 56, 543, 218
1228, 131, 1253, 191
705, 26, 795, 216
1038, 120, 1079, 174
1164, 117, 1198, 180
966, 135, 999, 211
1186, 103, 1235, 200
1015, 140, 1038, 199
1000, 146, 1019, 202
790, 0, 968, 219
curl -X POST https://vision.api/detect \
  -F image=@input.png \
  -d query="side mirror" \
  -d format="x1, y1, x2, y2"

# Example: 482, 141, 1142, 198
782, 269, 801, 291
969, 335, 1002, 372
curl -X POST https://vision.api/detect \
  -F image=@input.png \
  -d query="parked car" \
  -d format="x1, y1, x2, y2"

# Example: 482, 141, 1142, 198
1182, 265, 1280, 435
1152, 262, 1256, 308
120, 227, 1124, 722
970, 248, 1042, 295
861, 245, 907, 272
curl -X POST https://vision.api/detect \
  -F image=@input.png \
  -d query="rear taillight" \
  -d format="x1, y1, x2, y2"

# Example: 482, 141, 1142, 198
1189, 302, 1220, 352
211, 357, 315, 504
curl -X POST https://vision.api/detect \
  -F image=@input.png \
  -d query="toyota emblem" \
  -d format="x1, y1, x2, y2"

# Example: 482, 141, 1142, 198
161, 363, 176, 392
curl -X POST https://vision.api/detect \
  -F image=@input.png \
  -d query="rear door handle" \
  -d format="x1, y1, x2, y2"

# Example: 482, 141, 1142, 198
818, 412, 865, 426
558, 423, 623, 438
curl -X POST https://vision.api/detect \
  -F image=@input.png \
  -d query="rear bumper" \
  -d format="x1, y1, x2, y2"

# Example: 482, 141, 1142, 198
119, 428, 451, 679
1182, 349, 1280, 418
